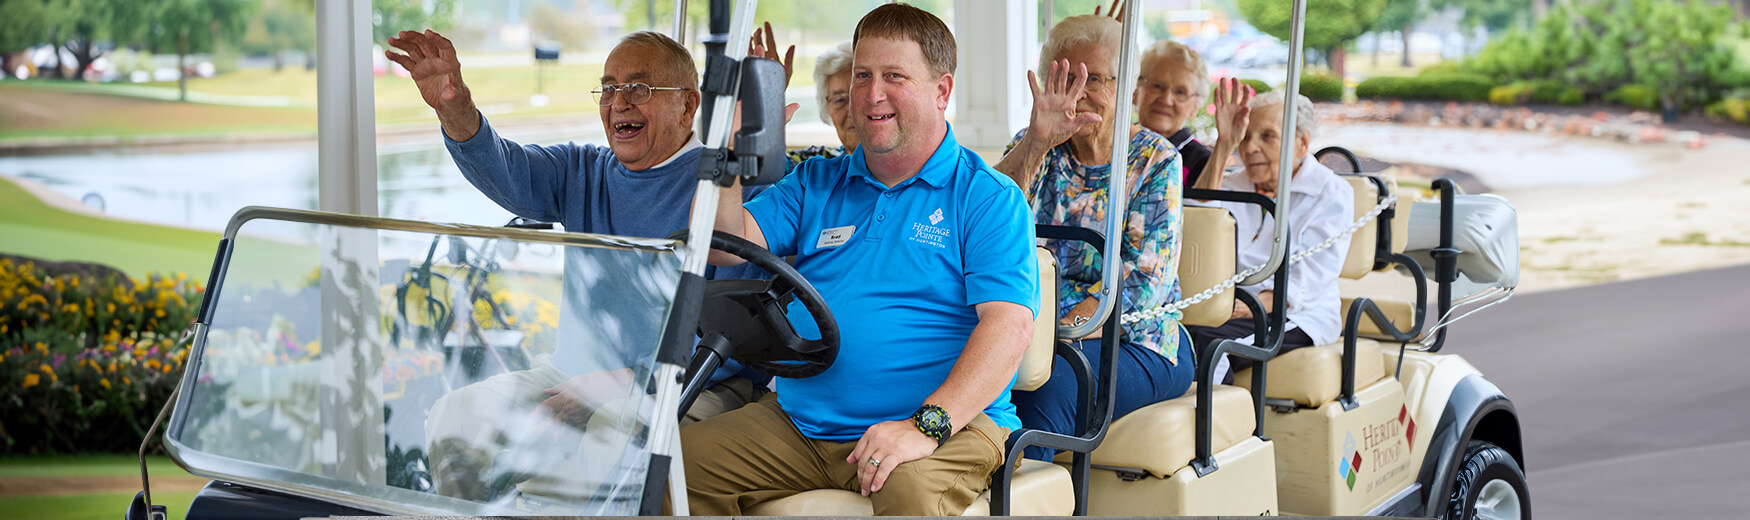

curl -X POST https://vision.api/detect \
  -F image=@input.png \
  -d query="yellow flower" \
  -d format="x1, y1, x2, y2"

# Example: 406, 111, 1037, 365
70, 277, 79, 288
105, 330, 121, 344
0, 352, 5, 363
108, 303, 116, 313
99, 378, 111, 390
1, 323, 7, 334
123, 376, 131, 385
22, 374, 39, 388
39, 364, 53, 375
35, 342, 47, 353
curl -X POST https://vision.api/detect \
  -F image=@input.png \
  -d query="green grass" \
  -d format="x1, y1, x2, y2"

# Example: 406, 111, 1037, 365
0, 455, 194, 479
0, 175, 312, 287
0, 490, 199, 520
0, 456, 203, 520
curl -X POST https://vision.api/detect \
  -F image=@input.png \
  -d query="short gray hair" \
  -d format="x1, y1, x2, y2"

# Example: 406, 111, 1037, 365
617, 31, 697, 88
1251, 90, 1318, 141
1039, 15, 1121, 75
1141, 40, 1210, 99
814, 41, 854, 125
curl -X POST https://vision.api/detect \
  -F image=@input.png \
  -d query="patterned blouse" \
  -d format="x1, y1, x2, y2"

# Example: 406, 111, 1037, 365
786, 145, 848, 171
1007, 126, 1185, 363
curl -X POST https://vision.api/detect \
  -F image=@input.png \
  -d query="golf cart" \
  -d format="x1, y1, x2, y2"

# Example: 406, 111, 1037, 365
125, 0, 1528, 518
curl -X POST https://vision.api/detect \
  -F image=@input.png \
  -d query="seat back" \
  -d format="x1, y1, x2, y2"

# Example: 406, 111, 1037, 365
1016, 247, 1058, 392
1340, 174, 1412, 272
1177, 206, 1238, 328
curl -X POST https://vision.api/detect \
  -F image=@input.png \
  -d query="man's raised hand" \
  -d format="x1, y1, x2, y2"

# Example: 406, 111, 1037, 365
386, 30, 480, 141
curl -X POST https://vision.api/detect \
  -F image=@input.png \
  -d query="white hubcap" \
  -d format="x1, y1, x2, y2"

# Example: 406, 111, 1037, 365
1473, 479, 1522, 520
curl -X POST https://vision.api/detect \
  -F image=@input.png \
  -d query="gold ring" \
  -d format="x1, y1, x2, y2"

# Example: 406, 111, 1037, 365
868, 457, 881, 467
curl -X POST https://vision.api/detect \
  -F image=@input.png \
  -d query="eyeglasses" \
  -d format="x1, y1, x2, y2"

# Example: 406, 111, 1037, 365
591, 83, 691, 106
1138, 78, 1203, 101
1071, 73, 1119, 92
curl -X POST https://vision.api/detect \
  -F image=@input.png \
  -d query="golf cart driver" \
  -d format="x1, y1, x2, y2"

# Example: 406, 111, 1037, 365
684, 4, 1041, 515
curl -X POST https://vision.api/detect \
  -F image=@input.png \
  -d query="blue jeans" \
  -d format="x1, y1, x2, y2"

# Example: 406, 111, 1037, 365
1011, 330, 1196, 461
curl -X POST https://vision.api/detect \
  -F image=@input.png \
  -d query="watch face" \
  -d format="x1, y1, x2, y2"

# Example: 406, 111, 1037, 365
920, 408, 948, 428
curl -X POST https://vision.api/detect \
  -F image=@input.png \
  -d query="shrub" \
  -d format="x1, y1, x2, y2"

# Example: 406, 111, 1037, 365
1489, 84, 1530, 105
1298, 72, 1343, 102
1706, 98, 1750, 124
1416, 63, 1464, 77
1356, 74, 1493, 102
0, 258, 200, 454
1605, 84, 1661, 111
1241, 78, 1273, 94
1556, 87, 1584, 106
1524, 80, 1568, 104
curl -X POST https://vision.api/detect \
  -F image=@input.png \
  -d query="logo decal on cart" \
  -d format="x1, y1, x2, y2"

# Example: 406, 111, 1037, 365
1339, 432, 1361, 491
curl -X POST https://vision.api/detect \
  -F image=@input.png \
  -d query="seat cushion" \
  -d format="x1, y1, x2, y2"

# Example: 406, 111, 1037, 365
1340, 295, 1416, 339
1178, 206, 1238, 328
1339, 175, 1382, 280
741, 459, 1072, 516
1234, 339, 1384, 408
1018, 247, 1058, 392
1066, 384, 1256, 479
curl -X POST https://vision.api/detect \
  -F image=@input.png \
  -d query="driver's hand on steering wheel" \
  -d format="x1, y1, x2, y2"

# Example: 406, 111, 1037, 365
533, 368, 637, 429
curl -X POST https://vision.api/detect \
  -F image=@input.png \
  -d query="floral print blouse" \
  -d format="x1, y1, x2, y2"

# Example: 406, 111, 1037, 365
1007, 126, 1185, 363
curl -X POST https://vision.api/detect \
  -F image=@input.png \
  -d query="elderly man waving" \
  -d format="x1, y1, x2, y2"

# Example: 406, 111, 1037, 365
385, 29, 777, 500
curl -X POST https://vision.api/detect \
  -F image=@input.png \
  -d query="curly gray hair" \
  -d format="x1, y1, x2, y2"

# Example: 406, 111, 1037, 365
1038, 15, 1122, 76
813, 41, 855, 126
1250, 90, 1318, 142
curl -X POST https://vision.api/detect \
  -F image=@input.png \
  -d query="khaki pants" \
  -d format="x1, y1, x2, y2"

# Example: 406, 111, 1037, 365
680, 396, 1010, 516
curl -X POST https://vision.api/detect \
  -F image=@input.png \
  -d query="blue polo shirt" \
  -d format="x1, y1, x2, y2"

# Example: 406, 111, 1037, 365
744, 125, 1039, 441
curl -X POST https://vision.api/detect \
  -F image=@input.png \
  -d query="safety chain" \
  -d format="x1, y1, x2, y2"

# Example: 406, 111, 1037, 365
1118, 192, 1398, 325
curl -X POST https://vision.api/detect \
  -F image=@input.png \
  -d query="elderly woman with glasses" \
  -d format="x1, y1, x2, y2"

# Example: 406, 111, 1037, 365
786, 41, 861, 167
992, 14, 1192, 461
1092, 0, 1254, 189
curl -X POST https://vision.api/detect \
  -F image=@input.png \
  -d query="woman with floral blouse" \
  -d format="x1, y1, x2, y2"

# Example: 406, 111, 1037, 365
995, 15, 1233, 461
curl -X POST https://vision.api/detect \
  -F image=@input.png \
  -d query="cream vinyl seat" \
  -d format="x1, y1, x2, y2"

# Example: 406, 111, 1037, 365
1062, 205, 1258, 472
1235, 174, 1408, 407
743, 248, 1073, 516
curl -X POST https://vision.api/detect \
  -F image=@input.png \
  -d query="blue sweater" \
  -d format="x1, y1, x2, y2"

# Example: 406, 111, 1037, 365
446, 114, 767, 381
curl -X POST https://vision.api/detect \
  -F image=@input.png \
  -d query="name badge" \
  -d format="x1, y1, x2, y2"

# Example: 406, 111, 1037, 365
815, 225, 855, 248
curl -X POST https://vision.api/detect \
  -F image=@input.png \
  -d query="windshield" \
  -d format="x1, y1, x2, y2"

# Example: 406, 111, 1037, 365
165, 212, 682, 516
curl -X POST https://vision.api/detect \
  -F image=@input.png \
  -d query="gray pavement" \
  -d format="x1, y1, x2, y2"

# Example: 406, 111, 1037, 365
1445, 264, 1750, 519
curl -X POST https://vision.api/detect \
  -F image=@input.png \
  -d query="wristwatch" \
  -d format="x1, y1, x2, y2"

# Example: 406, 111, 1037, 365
911, 404, 952, 443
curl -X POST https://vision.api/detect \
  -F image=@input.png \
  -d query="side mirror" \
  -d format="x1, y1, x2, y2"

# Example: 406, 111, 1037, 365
733, 57, 788, 186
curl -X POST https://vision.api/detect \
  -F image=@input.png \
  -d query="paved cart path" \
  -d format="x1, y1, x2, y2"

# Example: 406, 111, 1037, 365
1448, 264, 1750, 520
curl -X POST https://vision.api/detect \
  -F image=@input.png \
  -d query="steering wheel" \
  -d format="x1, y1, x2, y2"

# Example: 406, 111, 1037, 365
671, 230, 839, 378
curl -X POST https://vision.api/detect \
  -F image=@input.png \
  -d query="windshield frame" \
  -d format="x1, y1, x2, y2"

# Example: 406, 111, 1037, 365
162, 206, 690, 516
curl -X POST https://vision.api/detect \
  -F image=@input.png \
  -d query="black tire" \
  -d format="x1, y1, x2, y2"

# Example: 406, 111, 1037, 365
1446, 440, 1531, 520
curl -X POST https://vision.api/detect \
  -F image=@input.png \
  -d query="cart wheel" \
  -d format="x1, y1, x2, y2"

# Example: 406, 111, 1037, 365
1446, 441, 1530, 520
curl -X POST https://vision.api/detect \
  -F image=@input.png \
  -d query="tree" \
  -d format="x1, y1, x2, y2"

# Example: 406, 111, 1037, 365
0, 0, 51, 59
1431, 0, 1532, 33
1619, 0, 1744, 119
1368, 0, 1425, 68
372, 0, 456, 47
147, 0, 251, 101
37, 0, 150, 80
240, 0, 315, 71
1237, 0, 1387, 79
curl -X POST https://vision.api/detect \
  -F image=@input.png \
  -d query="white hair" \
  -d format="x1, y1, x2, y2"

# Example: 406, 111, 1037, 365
814, 41, 855, 125
1141, 39, 1210, 100
1250, 90, 1318, 141
1039, 15, 1122, 75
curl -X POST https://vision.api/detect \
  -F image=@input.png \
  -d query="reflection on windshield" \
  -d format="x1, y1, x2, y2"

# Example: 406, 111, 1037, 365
170, 219, 680, 516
